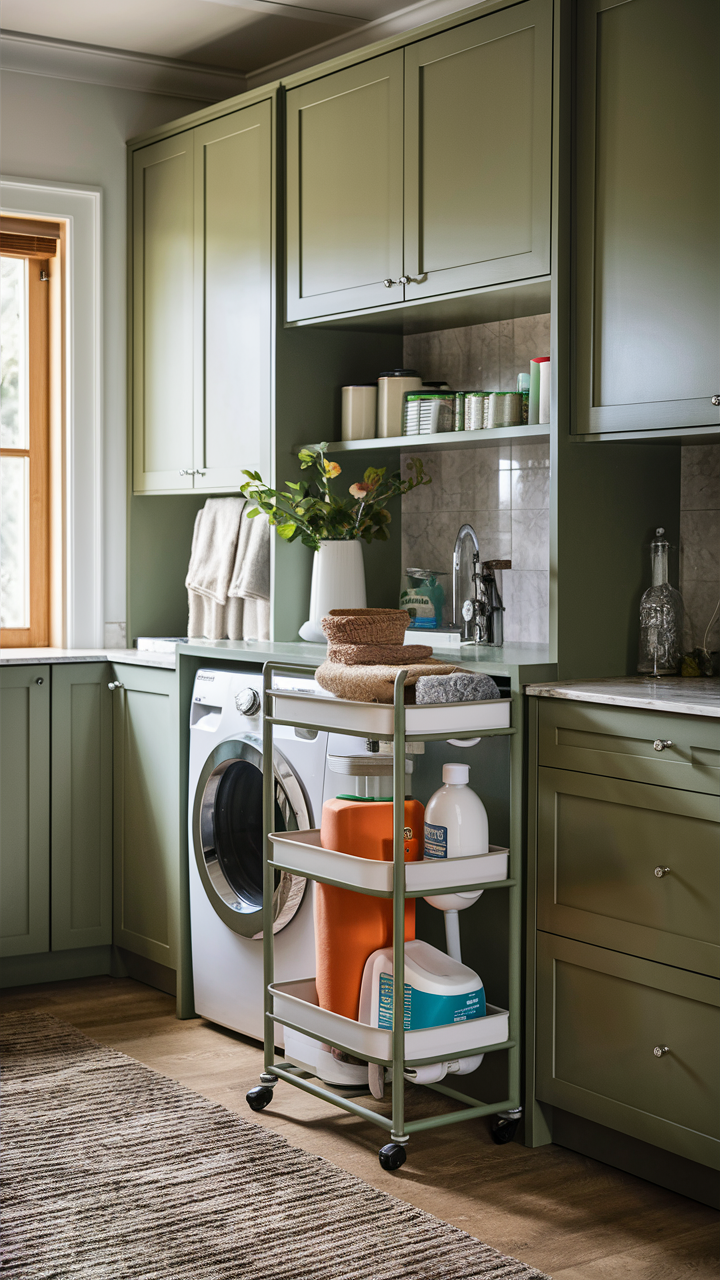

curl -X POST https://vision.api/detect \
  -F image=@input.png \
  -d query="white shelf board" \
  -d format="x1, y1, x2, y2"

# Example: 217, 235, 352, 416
294, 425, 550, 455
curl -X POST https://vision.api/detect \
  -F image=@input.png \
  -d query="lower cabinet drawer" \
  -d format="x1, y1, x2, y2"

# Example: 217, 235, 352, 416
537, 767, 720, 977
536, 933, 720, 1168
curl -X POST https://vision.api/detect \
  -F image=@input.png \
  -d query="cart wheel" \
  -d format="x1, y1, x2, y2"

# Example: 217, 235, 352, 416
246, 1085, 274, 1112
378, 1142, 407, 1172
491, 1116, 520, 1145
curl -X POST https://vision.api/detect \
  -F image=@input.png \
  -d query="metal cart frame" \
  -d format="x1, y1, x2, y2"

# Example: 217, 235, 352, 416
249, 660, 522, 1167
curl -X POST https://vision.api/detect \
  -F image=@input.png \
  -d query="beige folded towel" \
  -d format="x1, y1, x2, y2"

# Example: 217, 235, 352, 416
186, 498, 245, 603
327, 641, 434, 666
226, 508, 271, 642
315, 658, 459, 703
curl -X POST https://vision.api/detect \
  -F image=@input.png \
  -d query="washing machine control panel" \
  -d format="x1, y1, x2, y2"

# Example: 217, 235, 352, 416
235, 687, 261, 717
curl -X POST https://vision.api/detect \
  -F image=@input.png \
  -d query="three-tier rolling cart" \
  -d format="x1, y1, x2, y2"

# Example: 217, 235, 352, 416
246, 660, 523, 1169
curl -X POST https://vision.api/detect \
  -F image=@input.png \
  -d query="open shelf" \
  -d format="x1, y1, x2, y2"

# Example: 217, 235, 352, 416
269, 688, 512, 737
294, 424, 550, 456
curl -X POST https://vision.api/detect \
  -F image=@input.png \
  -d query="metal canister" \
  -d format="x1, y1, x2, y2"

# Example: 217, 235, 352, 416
463, 391, 491, 431
487, 391, 523, 428
453, 392, 465, 431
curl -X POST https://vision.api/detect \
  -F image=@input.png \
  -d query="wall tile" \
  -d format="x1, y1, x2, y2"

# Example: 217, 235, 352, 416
503, 571, 549, 643
679, 443, 720, 659
510, 466, 550, 511
680, 444, 720, 511
681, 580, 720, 651
403, 313, 550, 392
511, 509, 550, 571
680, 509, 720, 581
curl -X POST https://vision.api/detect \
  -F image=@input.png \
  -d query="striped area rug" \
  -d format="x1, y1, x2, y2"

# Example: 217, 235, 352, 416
1, 1013, 550, 1280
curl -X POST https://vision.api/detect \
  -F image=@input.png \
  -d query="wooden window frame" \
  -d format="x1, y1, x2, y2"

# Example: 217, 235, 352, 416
1, 234, 53, 647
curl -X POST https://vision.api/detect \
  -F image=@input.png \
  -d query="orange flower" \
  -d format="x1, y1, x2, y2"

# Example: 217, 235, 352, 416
323, 460, 342, 479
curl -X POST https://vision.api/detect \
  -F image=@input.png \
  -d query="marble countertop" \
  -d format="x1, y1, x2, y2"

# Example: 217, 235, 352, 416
0, 648, 176, 670
525, 677, 720, 719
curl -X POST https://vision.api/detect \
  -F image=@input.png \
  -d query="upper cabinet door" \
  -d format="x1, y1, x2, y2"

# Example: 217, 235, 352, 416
286, 52, 405, 321
133, 134, 195, 491
193, 102, 273, 490
403, 0, 552, 302
575, 0, 720, 435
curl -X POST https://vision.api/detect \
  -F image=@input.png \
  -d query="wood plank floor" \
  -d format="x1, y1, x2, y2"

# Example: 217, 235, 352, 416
2, 976, 717, 1279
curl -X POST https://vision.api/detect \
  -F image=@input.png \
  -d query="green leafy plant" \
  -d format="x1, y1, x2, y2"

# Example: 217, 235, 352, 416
240, 444, 431, 552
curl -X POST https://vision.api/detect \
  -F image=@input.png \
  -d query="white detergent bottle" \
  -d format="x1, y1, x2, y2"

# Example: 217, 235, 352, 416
423, 763, 488, 961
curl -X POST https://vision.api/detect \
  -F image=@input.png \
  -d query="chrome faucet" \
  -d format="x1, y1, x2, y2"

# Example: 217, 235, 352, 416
452, 523, 510, 646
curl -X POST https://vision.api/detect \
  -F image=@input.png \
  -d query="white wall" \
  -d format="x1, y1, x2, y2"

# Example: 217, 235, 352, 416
0, 69, 211, 643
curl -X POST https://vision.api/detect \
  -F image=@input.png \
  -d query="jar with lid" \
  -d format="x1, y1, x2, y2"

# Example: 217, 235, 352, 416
377, 370, 422, 438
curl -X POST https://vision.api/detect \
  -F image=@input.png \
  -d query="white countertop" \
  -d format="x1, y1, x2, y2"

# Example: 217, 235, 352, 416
525, 677, 720, 719
0, 648, 176, 670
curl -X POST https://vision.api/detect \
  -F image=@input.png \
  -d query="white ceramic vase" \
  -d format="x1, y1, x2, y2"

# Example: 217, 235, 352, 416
298, 539, 367, 643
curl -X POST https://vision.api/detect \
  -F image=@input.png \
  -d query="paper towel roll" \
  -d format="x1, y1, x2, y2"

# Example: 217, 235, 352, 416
539, 359, 551, 425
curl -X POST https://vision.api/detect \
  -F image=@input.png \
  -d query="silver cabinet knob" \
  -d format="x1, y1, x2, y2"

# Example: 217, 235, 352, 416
35, 677, 44, 685
653, 739, 672, 752
654, 866, 670, 878
712, 394, 720, 406
398, 275, 411, 285
383, 278, 395, 288
108, 681, 123, 690
179, 469, 190, 476
653, 1045, 670, 1057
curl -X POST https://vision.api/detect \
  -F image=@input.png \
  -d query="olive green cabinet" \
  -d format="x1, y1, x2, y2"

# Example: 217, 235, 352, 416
575, 0, 720, 434
285, 0, 552, 322
537, 933, 720, 1168
285, 52, 404, 321
111, 664, 180, 979
133, 97, 273, 493
0, 667, 50, 958
51, 664, 113, 951
403, 0, 552, 302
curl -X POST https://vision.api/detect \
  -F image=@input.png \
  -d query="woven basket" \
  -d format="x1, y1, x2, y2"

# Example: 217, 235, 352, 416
322, 608, 410, 646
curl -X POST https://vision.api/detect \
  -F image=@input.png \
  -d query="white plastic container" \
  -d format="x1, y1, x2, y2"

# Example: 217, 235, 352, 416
424, 763, 489, 862
377, 370, 422, 437
341, 384, 377, 440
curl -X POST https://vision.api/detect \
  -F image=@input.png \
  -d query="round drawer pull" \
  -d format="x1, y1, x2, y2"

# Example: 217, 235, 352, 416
108, 681, 123, 691
653, 1045, 670, 1057
35, 676, 44, 685
653, 739, 672, 752
654, 866, 670, 878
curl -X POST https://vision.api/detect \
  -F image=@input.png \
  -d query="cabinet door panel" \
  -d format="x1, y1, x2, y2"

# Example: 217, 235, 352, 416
0, 667, 50, 956
112, 665, 178, 969
404, 0, 552, 300
51, 664, 112, 950
193, 103, 272, 491
286, 52, 404, 321
133, 134, 195, 491
538, 767, 720, 976
537, 933, 720, 1167
575, 0, 720, 433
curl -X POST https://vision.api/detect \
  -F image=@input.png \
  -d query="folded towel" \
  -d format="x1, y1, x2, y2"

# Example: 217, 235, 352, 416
327, 641, 434, 666
322, 609, 410, 647
315, 658, 459, 703
415, 673, 502, 704
185, 498, 245, 603
229, 509, 271, 602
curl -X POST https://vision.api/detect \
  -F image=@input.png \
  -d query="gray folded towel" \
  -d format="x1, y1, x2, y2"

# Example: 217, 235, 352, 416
415, 672, 501, 704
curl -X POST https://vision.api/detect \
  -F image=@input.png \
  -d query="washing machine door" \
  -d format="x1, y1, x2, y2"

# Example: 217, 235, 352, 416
192, 736, 309, 939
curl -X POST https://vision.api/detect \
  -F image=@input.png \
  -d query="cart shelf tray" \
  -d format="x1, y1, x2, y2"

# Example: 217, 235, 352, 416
269, 829, 509, 896
269, 689, 511, 737
270, 977, 510, 1066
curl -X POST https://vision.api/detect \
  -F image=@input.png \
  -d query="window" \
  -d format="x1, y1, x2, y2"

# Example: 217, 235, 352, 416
0, 218, 59, 647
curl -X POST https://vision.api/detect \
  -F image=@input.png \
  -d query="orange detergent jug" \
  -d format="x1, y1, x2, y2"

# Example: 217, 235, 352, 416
316, 796, 424, 1020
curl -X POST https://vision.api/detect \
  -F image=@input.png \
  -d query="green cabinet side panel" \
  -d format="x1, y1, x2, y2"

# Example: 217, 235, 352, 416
575, 0, 720, 433
193, 101, 272, 492
133, 133, 195, 491
0, 667, 50, 958
537, 765, 720, 977
51, 664, 113, 951
112, 664, 179, 970
404, 0, 552, 300
285, 51, 405, 320
538, 699, 720, 795
536, 932, 720, 1168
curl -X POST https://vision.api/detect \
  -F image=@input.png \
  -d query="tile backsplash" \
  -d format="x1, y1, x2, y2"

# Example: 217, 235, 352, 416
680, 444, 720, 656
400, 316, 551, 645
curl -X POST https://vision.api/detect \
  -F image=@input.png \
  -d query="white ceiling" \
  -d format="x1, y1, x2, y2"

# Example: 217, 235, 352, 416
1, 0, 410, 74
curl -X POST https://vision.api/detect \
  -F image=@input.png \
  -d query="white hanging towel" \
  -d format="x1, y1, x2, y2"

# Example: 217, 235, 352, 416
186, 497, 245, 640
227, 508, 271, 641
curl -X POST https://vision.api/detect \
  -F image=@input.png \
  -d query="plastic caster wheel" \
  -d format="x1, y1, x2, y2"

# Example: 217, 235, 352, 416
378, 1142, 407, 1172
246, 1085, 274, 1112
491, 1116, 520, 1145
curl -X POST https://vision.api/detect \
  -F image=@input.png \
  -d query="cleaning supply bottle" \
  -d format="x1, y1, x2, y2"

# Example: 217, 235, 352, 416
423, 763, 488, 961
316, 796, 424, 1020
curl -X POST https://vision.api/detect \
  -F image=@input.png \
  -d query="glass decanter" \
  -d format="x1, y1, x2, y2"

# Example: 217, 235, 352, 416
638, 528, 684, 675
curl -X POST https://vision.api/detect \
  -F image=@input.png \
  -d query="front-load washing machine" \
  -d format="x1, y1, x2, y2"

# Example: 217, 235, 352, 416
188, 667, 327, 1041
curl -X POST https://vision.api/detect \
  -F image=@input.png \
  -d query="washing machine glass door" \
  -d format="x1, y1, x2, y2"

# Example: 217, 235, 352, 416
193, 738, 309, 939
